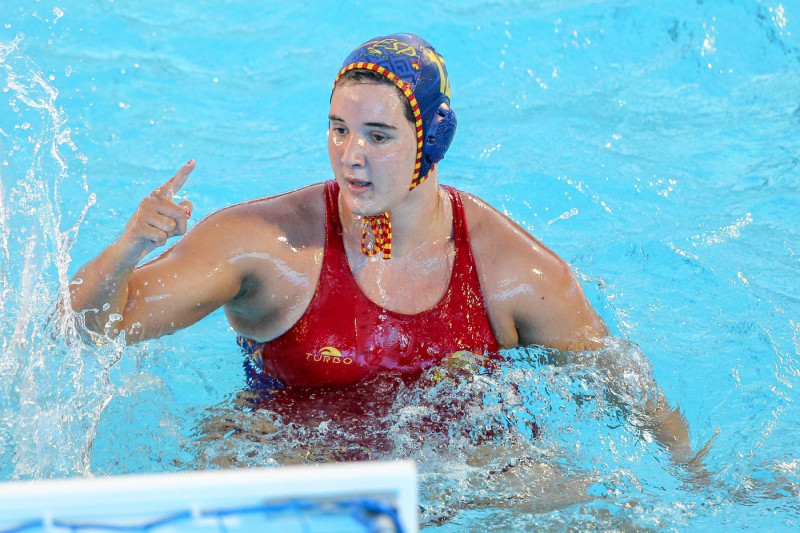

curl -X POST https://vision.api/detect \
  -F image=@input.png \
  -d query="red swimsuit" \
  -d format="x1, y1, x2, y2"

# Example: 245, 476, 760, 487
238, 181, 499, 387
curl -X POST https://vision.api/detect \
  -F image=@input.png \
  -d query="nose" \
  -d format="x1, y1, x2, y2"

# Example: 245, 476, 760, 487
340, 134, 366, 168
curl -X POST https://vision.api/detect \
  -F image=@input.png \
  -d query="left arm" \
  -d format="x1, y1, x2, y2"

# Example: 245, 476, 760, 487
520, 256, 693, 461
550, 340, 693, 463
464, 193, 692, 461
463, 192, 607, 351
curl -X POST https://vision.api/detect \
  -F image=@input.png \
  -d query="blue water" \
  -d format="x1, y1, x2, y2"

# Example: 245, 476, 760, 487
2, 0, 800, 530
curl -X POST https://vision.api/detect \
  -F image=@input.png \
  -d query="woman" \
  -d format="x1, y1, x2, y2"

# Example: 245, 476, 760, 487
71, 34, 690, 454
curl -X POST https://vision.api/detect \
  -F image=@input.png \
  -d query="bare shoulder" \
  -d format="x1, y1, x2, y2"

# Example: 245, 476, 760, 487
148, 181, 327, 298
458, 189, 607, 350
177, 182, 327, 257
197, 182, 326, 233
144, 182, 328, 338
458, 190, 567, 282
119, 183, 327, 342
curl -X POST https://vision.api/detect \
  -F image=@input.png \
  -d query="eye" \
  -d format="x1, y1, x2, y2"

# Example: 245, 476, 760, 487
330, 124, 347, 136
370, 132, 389, 143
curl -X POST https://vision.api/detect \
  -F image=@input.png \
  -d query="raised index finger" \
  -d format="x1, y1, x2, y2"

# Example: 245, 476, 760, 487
152, 159, 195, 199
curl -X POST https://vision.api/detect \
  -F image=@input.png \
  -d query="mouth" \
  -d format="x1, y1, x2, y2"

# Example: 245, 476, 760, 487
344, 177, 372, 193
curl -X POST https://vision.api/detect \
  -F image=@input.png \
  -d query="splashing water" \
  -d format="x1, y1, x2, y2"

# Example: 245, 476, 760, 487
185, 340, 707, 530
0, 36, 117, 480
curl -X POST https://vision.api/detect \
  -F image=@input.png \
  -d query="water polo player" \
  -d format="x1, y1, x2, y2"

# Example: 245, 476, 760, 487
70, 33, 690, 454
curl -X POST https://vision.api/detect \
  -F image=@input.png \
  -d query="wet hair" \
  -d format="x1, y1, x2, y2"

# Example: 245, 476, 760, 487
335, 69, 415, 125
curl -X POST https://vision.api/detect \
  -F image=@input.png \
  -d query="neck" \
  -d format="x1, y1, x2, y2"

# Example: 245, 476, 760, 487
339, 172, 451, 259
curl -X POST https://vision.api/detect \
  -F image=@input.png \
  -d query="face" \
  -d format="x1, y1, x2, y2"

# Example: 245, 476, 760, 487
328, 81, 418, 217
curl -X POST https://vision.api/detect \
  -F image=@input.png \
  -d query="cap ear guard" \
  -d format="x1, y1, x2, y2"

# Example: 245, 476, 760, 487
422, 102, 457, 169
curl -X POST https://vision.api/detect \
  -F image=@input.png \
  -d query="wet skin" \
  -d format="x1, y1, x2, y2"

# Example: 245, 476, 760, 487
71, 79, 607, 349
69, 80, 694, 458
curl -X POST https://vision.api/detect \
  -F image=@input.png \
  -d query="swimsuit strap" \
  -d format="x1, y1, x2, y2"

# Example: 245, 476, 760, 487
439, 184, 478, 280
325, 180, 342, 234
324, 180, 348, 267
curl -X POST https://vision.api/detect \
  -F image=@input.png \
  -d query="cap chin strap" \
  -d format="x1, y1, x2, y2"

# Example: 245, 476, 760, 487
359, 165, 437, 260
360, 214, 392, 259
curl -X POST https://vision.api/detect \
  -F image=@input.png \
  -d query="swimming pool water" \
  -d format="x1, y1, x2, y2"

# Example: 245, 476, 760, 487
2, 0, 800, 530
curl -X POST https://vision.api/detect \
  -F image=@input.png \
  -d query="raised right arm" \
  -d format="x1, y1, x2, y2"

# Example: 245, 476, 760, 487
69, 161, 243, 342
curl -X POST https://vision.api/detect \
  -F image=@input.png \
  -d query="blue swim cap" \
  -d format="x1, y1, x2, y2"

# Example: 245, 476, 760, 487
335, 33, 457, 190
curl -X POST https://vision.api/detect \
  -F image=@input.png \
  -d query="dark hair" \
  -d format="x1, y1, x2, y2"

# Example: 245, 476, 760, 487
335, 69, 415, 124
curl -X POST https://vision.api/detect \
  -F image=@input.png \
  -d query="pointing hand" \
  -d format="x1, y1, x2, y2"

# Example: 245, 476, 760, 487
119, 160, 196, 264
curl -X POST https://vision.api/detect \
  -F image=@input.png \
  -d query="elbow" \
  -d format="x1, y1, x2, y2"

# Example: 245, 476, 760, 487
70, 301, 141, 345
75, 308, 127, 341
68, 279, 87, 314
